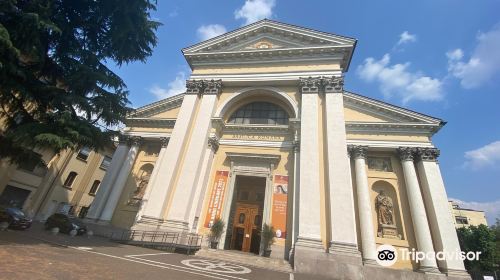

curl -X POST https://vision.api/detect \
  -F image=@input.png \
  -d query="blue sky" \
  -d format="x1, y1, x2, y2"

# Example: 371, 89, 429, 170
109, 0, 500, 223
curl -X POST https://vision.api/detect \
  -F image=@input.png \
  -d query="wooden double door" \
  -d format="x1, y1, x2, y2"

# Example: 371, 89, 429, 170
231, 203, 263, 253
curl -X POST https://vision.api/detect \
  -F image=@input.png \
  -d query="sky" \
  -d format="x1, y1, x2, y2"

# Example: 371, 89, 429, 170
108, 0, 500, 224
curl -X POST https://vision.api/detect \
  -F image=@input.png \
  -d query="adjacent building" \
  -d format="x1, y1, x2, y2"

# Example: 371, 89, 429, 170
86, 20, 470, 279
0, 145, 114, 221
449, 201, 488, 228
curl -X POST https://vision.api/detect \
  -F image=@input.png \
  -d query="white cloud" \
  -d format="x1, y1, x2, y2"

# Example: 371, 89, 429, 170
197, 24, 227, 41
397, 31, 417, 45
464, 141, 500, 169
234, 0, 276, 25
447, 23, 500, 89
450, 198, 500, 225
149, 72, 186, 100
357, 54, 444, 103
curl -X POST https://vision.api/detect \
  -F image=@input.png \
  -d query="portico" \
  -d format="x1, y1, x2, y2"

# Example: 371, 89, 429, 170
87, 19, 470, 279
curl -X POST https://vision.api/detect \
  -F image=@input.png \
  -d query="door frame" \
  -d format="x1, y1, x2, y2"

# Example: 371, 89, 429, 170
218, 152, 280, 253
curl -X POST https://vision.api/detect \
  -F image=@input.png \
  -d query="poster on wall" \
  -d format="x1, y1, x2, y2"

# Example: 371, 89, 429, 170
204, 171, 229, 228
272, 175, 288, 239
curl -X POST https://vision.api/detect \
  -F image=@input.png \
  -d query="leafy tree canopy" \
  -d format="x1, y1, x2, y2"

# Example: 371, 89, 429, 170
0, 0, 161, 165
457, 224, 500, 272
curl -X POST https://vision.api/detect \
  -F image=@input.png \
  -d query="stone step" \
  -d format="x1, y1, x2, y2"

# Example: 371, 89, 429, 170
195, 248, 293, 273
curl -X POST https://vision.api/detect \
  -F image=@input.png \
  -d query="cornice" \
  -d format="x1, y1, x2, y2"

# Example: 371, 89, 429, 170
222, 123, 291, 134
345, 122, 440, 135
124, 118, 176, 128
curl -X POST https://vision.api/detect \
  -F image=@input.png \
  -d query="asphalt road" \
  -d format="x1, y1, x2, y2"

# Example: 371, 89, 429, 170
0, 229, 290, 280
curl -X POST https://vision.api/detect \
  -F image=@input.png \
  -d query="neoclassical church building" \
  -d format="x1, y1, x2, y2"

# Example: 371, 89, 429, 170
87, 20, 469, 279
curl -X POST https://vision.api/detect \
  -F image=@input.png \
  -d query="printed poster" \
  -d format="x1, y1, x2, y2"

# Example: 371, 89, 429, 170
272, 175, 288, 239
204, 171, 229, 228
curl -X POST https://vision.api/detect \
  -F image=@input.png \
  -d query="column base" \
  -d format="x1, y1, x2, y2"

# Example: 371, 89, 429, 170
444, 269, 471, 280
362, 258, 379, 266
419, 266, 443, 275
84, 218, 111, 226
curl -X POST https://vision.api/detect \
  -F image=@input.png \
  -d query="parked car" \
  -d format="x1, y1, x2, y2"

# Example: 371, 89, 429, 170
0, 207, 32, 230
45, 213, 87, 235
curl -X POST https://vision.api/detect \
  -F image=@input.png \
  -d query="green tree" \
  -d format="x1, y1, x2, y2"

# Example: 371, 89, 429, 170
0, 0, 160, 165
457, 224, 499, 272
491, 218, 500, 270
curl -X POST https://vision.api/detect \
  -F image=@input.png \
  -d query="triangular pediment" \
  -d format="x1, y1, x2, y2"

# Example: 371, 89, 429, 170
184, 19, 355, 54
128, 94, 184, 119
183, 19, 357, 71
343, 91, 444, 135
343, 91, 443, 124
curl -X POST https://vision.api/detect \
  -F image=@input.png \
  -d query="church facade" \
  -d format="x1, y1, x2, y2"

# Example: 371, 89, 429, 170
86, 20, 470, 279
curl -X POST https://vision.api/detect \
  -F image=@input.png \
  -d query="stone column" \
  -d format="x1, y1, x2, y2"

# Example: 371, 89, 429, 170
290, 120, 300, 258
135, 137, 169, 223
350, 145, 378, 265
140, 81, 202, 223
415, 148, 469, 277
100, 137, 141, 222
86, 138, 129, 220
186, 136, 219, 231
323, 76, 360, 257
295, 77, 323, 251
398, 147, 440, 273
165, 80, 221, 231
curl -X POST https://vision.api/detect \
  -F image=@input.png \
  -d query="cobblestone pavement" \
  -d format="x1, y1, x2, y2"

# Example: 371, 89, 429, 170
0, 224, 291, 280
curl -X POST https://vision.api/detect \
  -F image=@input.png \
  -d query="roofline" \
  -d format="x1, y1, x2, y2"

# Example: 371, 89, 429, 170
182, 18, 357, 53
344, 90, 445, 125
128, 93, 185, 117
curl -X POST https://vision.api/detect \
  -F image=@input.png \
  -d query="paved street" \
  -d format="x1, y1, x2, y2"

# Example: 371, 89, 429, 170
0, 227, 290, 280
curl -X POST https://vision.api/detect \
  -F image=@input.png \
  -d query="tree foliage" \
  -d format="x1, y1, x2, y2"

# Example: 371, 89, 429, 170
457, 224, 500, 272
0, 0, 160, 165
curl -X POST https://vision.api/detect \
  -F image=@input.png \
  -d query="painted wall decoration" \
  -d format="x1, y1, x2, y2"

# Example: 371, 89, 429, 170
204, 171, 230, 228
272, 175, 288, 239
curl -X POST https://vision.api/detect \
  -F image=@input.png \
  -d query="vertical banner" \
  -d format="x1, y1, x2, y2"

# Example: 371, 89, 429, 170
204, 171, 229, 228
272, 175, 288, 239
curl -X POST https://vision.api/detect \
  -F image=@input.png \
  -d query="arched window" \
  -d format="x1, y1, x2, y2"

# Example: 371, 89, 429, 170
88, 180, 101, 195
227, 102, 289, 125
63, 172, 78, 188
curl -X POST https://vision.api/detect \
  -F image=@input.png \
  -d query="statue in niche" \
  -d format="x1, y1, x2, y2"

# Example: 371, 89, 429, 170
375, 190, 401, 239
128, 168, 152, 206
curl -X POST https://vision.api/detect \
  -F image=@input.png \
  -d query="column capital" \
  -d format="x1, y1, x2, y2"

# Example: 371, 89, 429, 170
207, 136, 219, 153
293, 140, 300, 153
129, 136, 142, 146
186, 79, 204, 95
323, 76, 344, 93
203, 79, 223, 95
159, 137, 169, 148
186, 79, 223, 95
299, 77, 322, 93
118, 135, 129, 144
349, 145, 368, 159
415, 147, 440, 162
397, 147, 416, 162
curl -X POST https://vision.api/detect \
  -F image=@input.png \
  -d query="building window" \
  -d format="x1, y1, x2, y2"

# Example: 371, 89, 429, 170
89, 180, 100, 195
76, 147, 92, 161
100, 156, 112, 170
63, 172, 78, 188
78, 206, 89, 218
227, 102, 289, 125
455, 216, 469, 225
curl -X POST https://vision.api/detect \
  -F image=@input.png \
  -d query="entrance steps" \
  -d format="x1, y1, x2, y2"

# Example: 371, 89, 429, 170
195, 248, 293, 273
